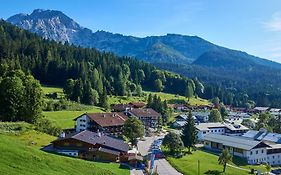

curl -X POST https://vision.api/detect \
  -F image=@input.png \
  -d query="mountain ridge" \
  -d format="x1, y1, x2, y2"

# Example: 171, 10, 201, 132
8, 9, 281, 68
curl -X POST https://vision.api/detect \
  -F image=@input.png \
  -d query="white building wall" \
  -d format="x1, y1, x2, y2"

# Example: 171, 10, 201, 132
245, 148, 267, 165
75, 114, 91, 132
197, 127, 225, 140
266, 153, 281, 165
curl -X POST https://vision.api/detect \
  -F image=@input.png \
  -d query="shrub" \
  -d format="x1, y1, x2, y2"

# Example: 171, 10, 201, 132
34, 118, 62, 136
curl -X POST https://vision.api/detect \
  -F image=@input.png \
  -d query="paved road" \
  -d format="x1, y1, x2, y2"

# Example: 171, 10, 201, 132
137, 134, 183, 175
137, 136, 157, 156
154, 159, 183, 175
130, 169, 144, 175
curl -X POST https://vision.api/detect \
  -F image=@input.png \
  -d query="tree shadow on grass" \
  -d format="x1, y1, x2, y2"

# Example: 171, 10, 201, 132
119, 164, 130, 170
204, 170, 222, 175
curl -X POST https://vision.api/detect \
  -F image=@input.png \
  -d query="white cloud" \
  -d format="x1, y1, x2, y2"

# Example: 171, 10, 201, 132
264, 12, 281, 32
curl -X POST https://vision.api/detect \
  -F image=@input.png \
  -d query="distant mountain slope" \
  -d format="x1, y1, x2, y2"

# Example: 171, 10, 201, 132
9, 9, 281, 69
7, 9, 281, 107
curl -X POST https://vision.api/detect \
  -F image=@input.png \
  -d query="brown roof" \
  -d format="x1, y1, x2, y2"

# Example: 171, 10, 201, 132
111, 104, 132, 111
129, 102, 146, 108
129, 108, 161, 119
85, 112, 128, 127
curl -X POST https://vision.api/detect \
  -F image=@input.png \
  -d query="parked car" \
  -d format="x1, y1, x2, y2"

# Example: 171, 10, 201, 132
272, 169, 281, 175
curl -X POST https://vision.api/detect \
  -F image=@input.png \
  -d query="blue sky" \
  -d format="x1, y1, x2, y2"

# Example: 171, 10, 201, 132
1, 0, 281, 62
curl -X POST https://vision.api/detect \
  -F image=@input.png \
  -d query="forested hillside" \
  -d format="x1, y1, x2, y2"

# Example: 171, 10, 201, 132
8, 9, 281, 108
0, 20, 199, 106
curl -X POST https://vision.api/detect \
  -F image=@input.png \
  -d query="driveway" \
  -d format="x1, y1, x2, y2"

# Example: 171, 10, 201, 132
154, 159, 183, 175
137, 136, 158, 156
130, 169, 144, 175
137, 134, 183, 175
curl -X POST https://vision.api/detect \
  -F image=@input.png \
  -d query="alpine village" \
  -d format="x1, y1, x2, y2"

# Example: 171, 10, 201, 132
2, 3, 281, 175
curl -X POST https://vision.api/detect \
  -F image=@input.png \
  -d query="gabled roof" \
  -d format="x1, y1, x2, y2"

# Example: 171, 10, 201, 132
53, 130, 129, 152
253, 107, 269, 111
129, 108, 161, 118
111, 104, 132, 111
243, 130, 281, 143
175, 114, 188, 120
75, 112, 128, 127
129, 102, 146, 108
196, 122, 248, 131
204, 133, 268, 150
269, 108, 281, 112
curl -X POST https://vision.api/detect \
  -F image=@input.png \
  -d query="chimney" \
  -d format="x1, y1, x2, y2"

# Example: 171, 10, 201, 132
97, 129, 101, 137
60, 132, 65, 138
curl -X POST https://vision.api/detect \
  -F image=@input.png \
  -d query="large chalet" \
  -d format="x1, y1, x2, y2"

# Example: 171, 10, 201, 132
52, 130, 129, 162
74, 112, 128, 135
128, 108, 161, 129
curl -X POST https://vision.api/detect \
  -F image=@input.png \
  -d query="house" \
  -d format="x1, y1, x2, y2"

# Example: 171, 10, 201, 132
52, 130, 129, 162
203, 130, 281, 165
269, 108, 281, 117
172, 114, 197, 128
196, 122, 249, 140
111, 104, 132, 112
175, 114, 188, 121
192, 111, 209, 123
74, 112, 128, 135
203, 134, 271, 165
169, 104, 188, 112
129, 102, 146, 108
228, 112, 251, 119
128, 108, 161, 129
186, 104, 214, 111
253, 107, 269, 113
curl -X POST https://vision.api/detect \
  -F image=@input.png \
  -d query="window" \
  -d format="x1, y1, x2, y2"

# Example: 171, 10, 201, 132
262, 150, 264, 153
273, 155, 275, 159
203, 131, 206, 134
256, 150, 258, 154
250, 151, 253, 155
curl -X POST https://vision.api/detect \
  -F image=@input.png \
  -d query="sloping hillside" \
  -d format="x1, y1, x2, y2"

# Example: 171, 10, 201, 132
0, 124, 129, 175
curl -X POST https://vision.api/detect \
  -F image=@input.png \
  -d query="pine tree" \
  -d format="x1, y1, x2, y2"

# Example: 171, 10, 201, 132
100, 87, 109, 109
181, 111, 197, 153
147, 93, 153, 107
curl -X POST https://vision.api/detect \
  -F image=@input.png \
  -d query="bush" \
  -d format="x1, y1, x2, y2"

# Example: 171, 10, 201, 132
34, 118, 62, 136
0, 122, 32, 133
43, 99, 92, 111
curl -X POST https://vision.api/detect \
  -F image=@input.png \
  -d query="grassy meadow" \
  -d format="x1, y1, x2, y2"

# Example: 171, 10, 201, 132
42, 85, 210, 129
0, 123, 129, 175
166, 149, 267, 175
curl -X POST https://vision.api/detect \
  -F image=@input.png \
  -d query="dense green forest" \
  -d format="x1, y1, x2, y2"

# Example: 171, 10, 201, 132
0, 20, 201, 106
156, 61, 281, 108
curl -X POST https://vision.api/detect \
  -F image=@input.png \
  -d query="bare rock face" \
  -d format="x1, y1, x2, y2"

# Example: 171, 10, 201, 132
7, 9, 91, 44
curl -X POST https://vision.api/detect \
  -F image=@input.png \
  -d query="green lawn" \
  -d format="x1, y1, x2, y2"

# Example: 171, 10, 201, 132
0, 127, 129, 175
41, 85, 210, 129
43, 107, 104, 129
42, 85, 65, 98
166, 149, 266, 175
147, 91, 210, 106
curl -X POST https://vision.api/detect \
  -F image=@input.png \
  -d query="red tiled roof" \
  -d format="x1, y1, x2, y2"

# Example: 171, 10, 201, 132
129, 108, 161, 119
86, 112, 128, 127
